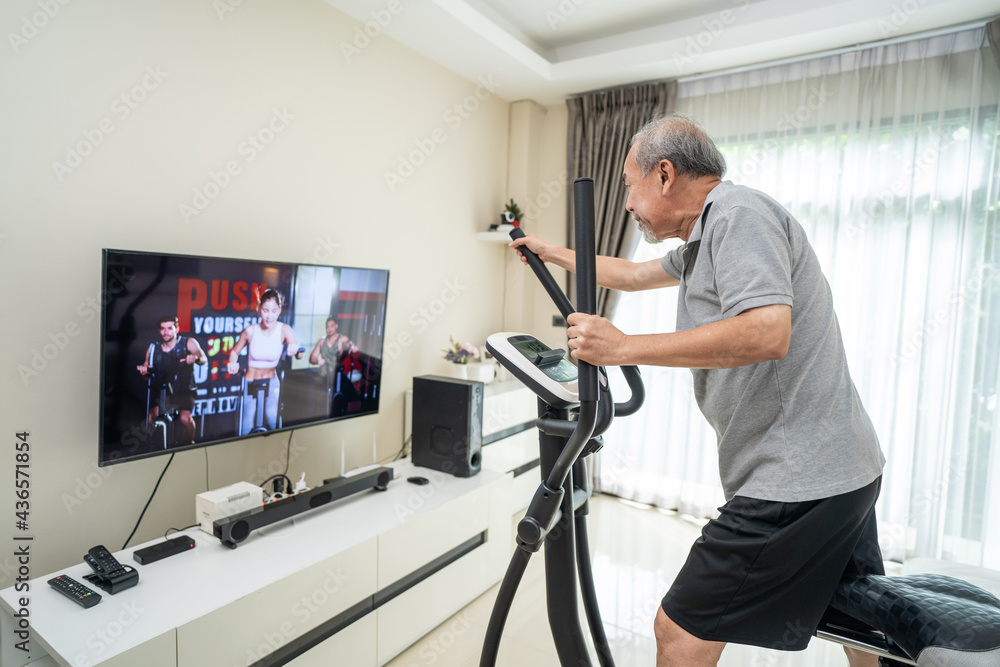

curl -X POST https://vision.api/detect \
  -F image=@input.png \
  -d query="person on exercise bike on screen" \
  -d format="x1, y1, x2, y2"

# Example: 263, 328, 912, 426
309, 315, 359, 382
227, 289, 304, 435
136, 314, 207, 445
511, 113, 886, 667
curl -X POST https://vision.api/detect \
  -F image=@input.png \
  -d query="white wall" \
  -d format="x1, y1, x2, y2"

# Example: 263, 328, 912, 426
0, 0, 514, 582
502, 100, 571, 351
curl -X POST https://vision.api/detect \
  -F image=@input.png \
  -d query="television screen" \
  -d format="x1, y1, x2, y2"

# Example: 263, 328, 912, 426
99, 249, 389, 466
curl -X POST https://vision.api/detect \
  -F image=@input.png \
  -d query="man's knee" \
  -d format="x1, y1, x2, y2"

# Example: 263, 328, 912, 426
653, 607, 692, 649
654, 606, 724, 663
653, 606, 674, 643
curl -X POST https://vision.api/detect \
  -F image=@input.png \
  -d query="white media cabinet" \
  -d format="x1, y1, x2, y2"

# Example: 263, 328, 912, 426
0, 461, 513, 667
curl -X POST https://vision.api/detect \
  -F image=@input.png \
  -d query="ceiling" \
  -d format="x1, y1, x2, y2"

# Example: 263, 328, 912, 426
323, 0, 998, 105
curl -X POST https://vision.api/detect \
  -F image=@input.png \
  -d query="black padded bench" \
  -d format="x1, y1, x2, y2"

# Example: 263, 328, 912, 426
817, 573, 1000, 665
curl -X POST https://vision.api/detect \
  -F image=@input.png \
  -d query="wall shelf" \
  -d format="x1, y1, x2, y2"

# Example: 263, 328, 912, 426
477, 228, 516, 243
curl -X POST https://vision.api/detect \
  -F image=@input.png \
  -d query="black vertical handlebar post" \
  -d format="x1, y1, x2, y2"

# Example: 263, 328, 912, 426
540, 179, 601, 494
573, 177, 598, 403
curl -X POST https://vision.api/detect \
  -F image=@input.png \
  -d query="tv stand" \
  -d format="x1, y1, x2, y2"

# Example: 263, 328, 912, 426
0, 461, 512, 667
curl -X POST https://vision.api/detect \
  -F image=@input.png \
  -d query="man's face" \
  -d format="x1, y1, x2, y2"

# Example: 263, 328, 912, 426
623, 144, 685, 243
159, 321, 177, 343
325, 320, 338, 336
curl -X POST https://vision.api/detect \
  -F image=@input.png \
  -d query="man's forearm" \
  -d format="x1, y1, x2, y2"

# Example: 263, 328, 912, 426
534, 243, 576, 273
536, 245, 657, 292
620, 307, 791, 369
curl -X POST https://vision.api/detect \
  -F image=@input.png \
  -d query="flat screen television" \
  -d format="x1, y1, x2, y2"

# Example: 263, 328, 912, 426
99, 249, 389, 466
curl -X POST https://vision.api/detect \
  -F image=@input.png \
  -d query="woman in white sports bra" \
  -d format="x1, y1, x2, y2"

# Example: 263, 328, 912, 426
227, 289, 303, 434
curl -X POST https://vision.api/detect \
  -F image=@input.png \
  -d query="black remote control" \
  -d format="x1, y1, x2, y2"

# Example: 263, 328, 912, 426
48, 575, 102, 608
88, 545, 128, 579
83, 554, 103, 576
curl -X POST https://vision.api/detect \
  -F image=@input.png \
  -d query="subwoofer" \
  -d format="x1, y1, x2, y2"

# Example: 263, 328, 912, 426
411, 375, 483, 477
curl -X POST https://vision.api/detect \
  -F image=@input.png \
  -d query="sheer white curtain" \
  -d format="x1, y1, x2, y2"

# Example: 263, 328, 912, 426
597, 26, 1000, 568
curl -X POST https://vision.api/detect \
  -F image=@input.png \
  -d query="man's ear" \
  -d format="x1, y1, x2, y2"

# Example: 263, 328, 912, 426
658, 159, 675, 192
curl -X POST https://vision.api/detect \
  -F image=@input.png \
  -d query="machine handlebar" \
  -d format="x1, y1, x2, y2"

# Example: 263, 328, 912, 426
509, 227, 576, 321
508, 180, 644, 420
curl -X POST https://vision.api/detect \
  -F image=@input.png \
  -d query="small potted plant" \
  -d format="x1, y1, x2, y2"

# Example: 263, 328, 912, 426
443, 337, 480, 366
492, 199, 523, 231
442, 337, 495, 382
503, 199, 523, 228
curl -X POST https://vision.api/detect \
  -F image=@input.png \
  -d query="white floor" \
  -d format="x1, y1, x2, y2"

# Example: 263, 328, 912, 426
385, 493, 854, 667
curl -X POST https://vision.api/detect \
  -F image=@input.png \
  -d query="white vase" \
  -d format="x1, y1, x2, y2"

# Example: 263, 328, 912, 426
466, 361, 496, 384
446, 363, 468, 380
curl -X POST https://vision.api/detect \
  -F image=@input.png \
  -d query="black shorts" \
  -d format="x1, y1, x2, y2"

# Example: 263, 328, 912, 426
155, 390, 196, 412
661, 476, 883, 651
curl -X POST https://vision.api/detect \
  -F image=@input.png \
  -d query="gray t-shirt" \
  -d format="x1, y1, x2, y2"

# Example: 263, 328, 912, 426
661, 181, 885, 502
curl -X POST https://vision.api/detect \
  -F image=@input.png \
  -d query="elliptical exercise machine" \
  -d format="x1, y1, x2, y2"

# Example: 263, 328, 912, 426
481, 178, 645, 667
480, 178, 1000, 666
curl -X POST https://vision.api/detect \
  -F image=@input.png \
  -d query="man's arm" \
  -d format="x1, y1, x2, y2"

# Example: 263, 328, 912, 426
510, 234, 678, 292
186, 337, 207, 365
566, 304, 791, 369
310, 339, 324, 365
137, 345, 153, 375
344, 336, 359, 354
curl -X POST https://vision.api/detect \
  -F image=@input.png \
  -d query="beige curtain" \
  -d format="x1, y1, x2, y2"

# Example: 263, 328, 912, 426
988, 17, 1000, 68
565, 81, 676, 317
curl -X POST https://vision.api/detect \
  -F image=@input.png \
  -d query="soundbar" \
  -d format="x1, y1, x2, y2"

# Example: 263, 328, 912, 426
213, 467, 394, 548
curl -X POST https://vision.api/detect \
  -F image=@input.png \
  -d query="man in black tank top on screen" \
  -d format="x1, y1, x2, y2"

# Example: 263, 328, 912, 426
137, 315, 207, 446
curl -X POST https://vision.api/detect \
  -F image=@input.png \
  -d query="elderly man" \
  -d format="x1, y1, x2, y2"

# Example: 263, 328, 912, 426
511, 113, 885, 667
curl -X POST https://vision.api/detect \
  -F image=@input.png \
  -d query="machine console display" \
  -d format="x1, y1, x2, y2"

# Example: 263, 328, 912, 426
486, 332, 579, 409
510, 337, 578, 383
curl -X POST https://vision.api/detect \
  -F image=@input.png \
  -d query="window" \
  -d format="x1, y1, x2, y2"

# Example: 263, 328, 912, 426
600, 30, 1000, 567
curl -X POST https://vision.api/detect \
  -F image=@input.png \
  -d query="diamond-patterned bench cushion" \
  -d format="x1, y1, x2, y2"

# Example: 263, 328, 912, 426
831, 574, 1000, 666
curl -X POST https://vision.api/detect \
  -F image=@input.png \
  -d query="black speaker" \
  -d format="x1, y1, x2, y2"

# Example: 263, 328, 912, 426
412, 375, 483, 477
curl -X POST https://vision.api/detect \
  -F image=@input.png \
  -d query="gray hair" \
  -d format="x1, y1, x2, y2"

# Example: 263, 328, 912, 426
629, 113, 726, 179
